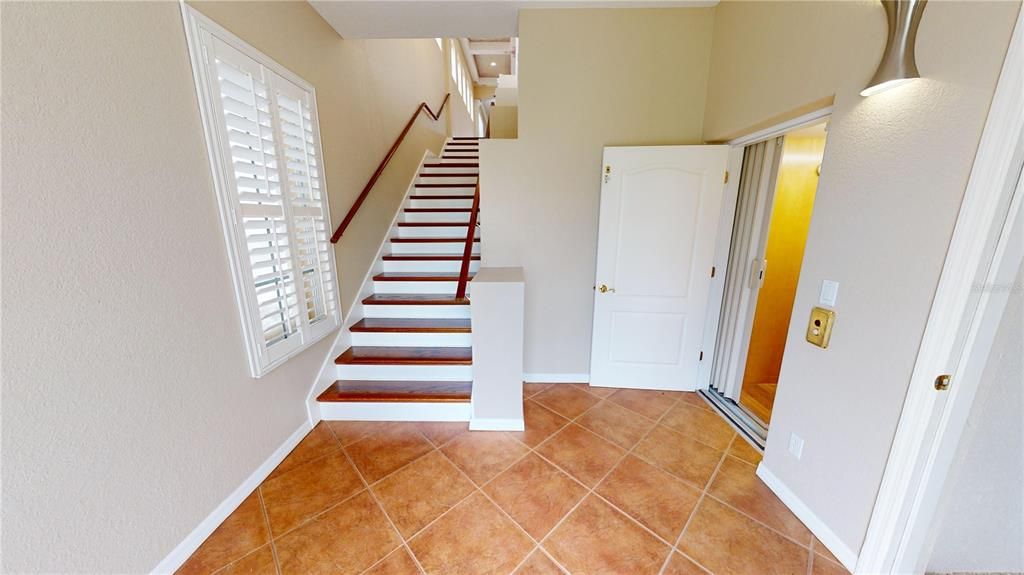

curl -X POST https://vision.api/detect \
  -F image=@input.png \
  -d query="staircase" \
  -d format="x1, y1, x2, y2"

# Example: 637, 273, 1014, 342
317, 137, 481, 418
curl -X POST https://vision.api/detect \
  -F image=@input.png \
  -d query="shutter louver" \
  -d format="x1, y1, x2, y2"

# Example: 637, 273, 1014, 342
273, 84, 337, 327
189, 21, 340, 377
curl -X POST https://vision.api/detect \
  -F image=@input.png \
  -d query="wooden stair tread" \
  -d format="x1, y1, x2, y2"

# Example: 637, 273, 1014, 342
409, 195, 476, 199
362, 293, 469, 305
423, 162, 478, 168
383, 253, 480, 261
397, 221, 472, 227
351, 318, 471, 333
373, 272, 474, 281
417, 173, 479, 178
405, 208, 473, 213
317, 380, 472, 403
335, 346, 472, 365
442, 156, 479, 159
390, 237, 479, 243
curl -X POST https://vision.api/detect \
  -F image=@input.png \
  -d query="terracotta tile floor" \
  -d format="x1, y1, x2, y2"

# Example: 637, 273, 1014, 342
178, 386, 851, 575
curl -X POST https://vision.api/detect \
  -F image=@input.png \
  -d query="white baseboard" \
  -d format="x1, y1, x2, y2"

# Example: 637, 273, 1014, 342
152, 421, 312, 574
470, 417, 525, 431
523, 373, 590, 383
756, 464, 858, 571
319, 401, 471, 421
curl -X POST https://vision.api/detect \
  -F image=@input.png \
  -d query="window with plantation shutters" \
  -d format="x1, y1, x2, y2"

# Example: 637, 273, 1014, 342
183, 6, 340, 377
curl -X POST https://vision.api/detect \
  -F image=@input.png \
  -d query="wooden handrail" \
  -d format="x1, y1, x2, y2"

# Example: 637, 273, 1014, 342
330, 93, 451, 243
455, 182, 480, 299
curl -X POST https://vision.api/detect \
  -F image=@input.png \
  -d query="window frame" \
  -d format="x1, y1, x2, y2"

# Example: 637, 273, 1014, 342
181, 5, 341, 378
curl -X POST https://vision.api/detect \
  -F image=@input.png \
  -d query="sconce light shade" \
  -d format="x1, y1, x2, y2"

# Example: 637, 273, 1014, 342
862, 0, 927, 97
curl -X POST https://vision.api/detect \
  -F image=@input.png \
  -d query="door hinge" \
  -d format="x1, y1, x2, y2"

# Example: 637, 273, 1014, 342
723, 171, 729, 184
699, 351, 704, 361
710, 266, 716, 278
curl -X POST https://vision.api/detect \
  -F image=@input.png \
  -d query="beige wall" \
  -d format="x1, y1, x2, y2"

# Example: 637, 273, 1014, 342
480, 8, 715, 374
490, 106, 519, 139
446, 38, 477, 137
928, 263, 1023, 573
704, 0, 1020, 554
1, 1, 446, 571
474, 84, 497, 101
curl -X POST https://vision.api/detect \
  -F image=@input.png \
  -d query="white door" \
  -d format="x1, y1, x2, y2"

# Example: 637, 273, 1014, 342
590, 146, 730, 390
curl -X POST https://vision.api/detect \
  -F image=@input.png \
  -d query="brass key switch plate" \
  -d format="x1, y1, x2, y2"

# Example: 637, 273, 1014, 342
806, 307, 835, 349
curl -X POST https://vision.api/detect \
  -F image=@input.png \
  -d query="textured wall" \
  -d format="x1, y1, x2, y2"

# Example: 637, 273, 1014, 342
704, 0, 1020, 555
1, 1, 445, 571
928, 263, 1024, 573
480, 8, 715, 375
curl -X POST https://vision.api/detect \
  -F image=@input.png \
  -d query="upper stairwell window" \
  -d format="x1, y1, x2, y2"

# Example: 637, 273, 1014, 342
449, 41, 474, 119
181, 6, 340, 377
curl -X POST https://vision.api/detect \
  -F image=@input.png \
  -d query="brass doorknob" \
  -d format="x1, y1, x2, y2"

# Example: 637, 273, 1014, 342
934, 374, 951, 391
598, 284, 615, 293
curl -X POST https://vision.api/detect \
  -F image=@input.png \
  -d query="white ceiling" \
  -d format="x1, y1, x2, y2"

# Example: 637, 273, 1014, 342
309, 1, 718, 39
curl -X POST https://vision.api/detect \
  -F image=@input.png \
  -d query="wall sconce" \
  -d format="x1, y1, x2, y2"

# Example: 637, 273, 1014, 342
861, 0, 927, 97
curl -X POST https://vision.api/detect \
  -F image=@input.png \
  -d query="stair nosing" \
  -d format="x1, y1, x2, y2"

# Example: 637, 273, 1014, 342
317, 380, 472, 403
373, 273, 475, 281
335, 346, 473, 365
362, 294, 470, 305
350, 318, 471, 333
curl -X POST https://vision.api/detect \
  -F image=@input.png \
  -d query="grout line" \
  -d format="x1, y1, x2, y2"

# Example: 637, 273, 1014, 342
207, 544, 271, 575
702, 490, 814, 551
254, 389, 815, 575
537, 545, 572, 575
506, 546, 541, 575
359, 546, 422, 575
256, 487, 283, 575
514, 391, 689, 572
341, 443, 429, 575
660, 447, 730, 575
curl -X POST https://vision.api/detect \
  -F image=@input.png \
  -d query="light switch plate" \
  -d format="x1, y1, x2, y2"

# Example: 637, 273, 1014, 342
820, 280, 839, 307
789, 433, 805, 460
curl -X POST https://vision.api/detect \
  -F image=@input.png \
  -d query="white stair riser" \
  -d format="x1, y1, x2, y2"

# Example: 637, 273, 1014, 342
410, 186, 477, 195
372, 281, 462, 294
318, 402, 471, 422
444, 150, 479, 156
382, 259, 480, 273
397, 225, 478, 238
404, 212, 472, 223
362, 304, 471, 319
389, 241, 479, 254
415, 176, 477, 186
408, 188, 477, 197
420, 168, 479, 177
409, 198, 474, 209
335, 363, 473, 381
350, 331, 472, 347
434, 157, 479, 164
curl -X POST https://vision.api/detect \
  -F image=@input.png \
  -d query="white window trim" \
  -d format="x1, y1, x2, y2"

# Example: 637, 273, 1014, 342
181, 4, 341, 377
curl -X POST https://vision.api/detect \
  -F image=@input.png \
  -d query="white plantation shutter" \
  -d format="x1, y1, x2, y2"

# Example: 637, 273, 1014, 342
184, 8, 340, 377
273, 80, 338, 329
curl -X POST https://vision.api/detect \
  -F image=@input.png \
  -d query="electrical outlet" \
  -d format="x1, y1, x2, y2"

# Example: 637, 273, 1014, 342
788, 433, 805, 460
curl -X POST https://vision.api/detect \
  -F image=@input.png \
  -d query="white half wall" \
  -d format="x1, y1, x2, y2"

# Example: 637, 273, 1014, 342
470, 267, 526, 430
